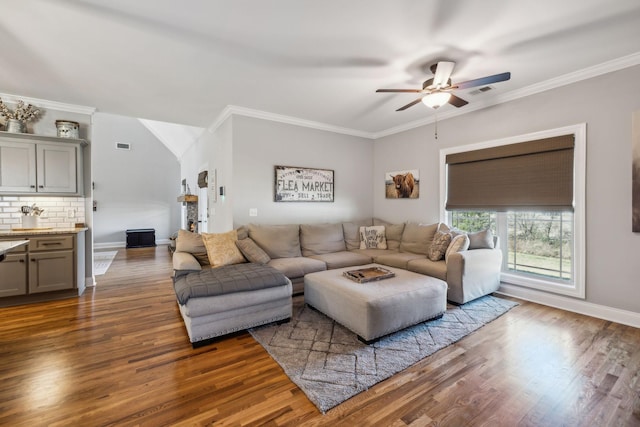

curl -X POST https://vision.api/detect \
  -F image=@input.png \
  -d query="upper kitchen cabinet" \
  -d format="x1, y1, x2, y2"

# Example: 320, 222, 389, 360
0, 132, 87, 196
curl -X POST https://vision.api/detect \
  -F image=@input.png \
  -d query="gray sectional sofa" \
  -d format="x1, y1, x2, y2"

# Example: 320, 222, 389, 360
174, 219, 503, 304
172, 219, 502, 345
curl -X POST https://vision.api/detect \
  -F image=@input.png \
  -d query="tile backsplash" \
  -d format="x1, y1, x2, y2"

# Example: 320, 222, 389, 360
0, 196, 86, 230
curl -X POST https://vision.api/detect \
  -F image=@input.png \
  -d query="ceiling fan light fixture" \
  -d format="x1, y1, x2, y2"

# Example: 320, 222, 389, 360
421, 92, 451, 109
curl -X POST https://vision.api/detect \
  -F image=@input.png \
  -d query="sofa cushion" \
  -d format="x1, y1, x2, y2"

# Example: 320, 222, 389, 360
427, 231, 452, 261
309, 251, 372, 269
376, 252, 425, 269
342, 219, 374, 250
468, 229, 495, 249
300, 223, 346, 256
373, 219, 405, 250
400, 222, 438, 255
350, 248, 395, 262
236, 237, 271, 264
359, 225, 388, 249
406, 258, 448, 281
249, 224, 302, 258
176, 229, 210, 266
445, 234, 470, 263
201, 230, 246, 268
267, 257, 326, 279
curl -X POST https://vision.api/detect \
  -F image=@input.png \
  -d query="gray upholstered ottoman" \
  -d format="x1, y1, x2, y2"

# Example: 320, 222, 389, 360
304, 264, 447, 343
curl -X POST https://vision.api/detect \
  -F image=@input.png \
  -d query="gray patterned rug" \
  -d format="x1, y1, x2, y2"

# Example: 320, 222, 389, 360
249, 294, 518, 413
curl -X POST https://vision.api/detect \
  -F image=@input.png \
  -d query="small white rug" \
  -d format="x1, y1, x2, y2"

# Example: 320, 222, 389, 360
94, 251, 118, 276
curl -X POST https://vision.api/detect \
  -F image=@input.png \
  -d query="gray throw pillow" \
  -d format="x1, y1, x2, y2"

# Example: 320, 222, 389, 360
176, 229, 210, 266
236, 238, 271, 264
468, 229, 495, 249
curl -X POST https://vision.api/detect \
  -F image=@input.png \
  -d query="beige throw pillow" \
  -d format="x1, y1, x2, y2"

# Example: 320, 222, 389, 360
427, 231, 452, 261
445, 234, 470, 263
236, 238, 271, 264
201, 230, 246, 268
359, 226, 388, 249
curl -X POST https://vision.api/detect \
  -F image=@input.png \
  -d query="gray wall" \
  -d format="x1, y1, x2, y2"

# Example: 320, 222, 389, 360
374, 64, 640, 313
92, 112, 181, 245
181, 115, 374, 231
232, 116, 374, 226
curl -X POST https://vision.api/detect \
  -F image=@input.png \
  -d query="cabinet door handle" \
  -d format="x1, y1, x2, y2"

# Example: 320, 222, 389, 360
31, 258, 36, 262
19, 259, 25, 263
30, 185, 36, 188
39, 185, 44, 189
42, 242, 62, 245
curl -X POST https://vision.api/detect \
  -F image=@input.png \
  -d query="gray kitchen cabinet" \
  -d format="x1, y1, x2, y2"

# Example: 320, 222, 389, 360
0, 132, 86, 195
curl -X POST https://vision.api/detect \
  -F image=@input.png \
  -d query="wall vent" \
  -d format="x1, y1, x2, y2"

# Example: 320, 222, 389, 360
115, 142, 131, 150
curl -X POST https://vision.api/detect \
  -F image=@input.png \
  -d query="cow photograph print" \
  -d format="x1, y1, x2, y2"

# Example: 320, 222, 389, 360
385, 169, 420, 199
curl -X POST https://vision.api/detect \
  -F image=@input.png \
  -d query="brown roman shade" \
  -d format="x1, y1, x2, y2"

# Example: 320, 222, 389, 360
446, 134, 575, 211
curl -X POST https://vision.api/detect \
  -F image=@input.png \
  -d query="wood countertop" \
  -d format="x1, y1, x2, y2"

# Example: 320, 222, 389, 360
0, 227, 88, 237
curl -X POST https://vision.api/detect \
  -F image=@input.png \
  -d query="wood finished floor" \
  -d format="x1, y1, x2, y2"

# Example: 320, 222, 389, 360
1, 246, 639, 427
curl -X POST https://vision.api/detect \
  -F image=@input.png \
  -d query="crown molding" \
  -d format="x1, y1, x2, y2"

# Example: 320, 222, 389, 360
0, 92, 96, 115
208, 105, 376, 139
371, 52, 640, 139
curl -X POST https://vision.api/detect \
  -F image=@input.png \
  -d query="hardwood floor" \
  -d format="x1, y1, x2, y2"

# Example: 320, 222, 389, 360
1, 246, 639, 426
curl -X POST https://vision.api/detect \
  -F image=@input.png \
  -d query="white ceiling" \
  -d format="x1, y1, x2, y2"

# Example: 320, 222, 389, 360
2, 0, 640, 136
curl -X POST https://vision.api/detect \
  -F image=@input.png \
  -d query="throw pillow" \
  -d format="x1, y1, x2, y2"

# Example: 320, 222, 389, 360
427, 230, 452, 261
468, 229, 495, 249
201, 230, 246, 268
235, 238, 271, 264
176, 229, 210, 266
445, 234, 470, 263
359, 226, 388, 249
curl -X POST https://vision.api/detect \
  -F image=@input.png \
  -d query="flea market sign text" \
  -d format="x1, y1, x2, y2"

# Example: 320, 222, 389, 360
274, 166, 334, 202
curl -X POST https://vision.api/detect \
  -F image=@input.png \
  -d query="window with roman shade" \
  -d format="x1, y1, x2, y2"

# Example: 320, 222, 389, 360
445, 134, 575, 212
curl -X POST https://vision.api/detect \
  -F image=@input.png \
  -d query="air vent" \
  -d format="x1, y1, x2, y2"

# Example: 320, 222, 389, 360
115, 142, 131, 150
470, 86, 493, 95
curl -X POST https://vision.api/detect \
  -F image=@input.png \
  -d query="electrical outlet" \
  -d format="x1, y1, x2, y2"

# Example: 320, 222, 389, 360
249, 208, 258, 217
67, 209, 76, 218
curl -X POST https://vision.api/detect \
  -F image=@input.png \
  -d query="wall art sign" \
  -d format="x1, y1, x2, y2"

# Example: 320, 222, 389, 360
274, 165, 334, 202
385, 169, 420, 199
633, 111, 640, 232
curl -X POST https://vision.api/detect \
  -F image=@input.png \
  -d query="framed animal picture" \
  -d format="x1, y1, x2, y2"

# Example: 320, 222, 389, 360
385, 169, 419, 199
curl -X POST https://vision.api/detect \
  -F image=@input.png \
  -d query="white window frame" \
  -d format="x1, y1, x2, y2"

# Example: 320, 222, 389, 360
439, 124, 586, 298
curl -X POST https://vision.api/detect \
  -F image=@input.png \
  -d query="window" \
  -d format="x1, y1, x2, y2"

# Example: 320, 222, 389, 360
451, 210, 573, 282
440, 124, 586, 298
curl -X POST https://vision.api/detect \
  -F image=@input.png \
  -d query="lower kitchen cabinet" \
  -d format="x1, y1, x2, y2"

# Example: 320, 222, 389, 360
0, 231, 86, 305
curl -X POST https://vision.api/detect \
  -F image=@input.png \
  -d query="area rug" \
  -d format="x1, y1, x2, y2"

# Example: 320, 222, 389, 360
93, 251, 118, 276
249, 294, 518, 413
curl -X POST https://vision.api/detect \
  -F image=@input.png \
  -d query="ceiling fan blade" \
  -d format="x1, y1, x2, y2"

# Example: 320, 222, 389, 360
448, 94, 468, 108
433, 61, 455, 87
376, 88, 423, 93
454, 72, 511, 90
396, 97, 423, 111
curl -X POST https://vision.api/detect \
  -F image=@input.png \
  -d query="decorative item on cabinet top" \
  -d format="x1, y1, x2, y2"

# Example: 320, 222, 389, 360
55, 120, 80, 139
0, 98, 40, 134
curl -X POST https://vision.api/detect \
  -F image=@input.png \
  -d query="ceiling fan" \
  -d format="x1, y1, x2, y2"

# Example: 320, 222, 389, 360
376, 61, 511, 111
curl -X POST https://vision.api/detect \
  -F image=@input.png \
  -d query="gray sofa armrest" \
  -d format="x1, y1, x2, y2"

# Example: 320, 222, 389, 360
446, 248, 503, 304
173, 251, 202, 279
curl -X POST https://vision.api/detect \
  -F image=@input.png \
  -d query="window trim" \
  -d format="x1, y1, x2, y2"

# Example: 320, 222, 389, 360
439, 124, 586, 298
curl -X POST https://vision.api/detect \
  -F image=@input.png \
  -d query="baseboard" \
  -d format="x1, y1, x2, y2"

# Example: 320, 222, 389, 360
93, 241, 126, 249
93, 239, 170, 250
497, 283, 640, 328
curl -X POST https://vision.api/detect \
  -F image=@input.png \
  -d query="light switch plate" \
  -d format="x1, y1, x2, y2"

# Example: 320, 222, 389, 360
249, 208, 258, 217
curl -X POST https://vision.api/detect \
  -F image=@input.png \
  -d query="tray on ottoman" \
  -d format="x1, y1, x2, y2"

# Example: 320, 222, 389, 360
343, 266, 395, 283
